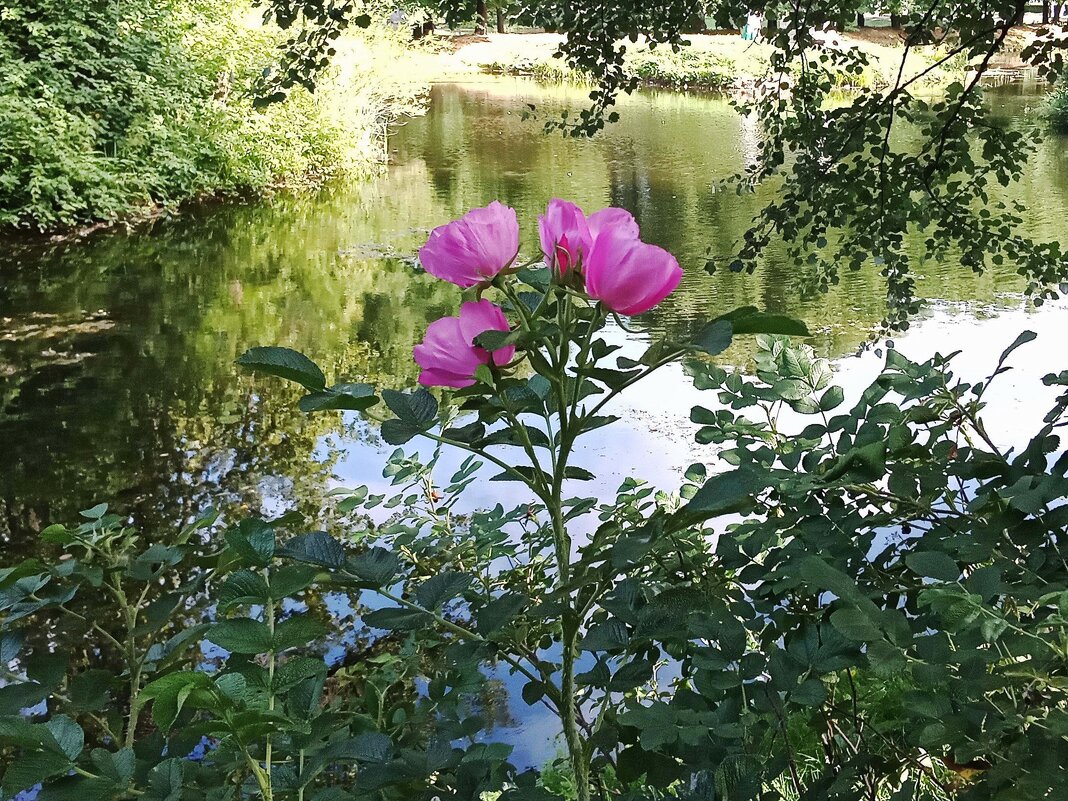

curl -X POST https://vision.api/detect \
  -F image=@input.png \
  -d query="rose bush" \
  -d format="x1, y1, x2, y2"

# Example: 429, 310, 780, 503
4, 199, 1064, 801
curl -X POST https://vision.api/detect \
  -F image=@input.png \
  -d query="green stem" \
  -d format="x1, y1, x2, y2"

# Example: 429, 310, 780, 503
264, 571, 276, 801
549, 294, 591, 801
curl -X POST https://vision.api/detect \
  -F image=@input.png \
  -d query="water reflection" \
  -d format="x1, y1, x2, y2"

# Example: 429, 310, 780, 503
0, 79, 1064, 551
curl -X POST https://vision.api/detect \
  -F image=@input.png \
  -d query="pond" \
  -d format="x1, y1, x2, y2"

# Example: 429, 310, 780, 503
1, 78, 1067, 766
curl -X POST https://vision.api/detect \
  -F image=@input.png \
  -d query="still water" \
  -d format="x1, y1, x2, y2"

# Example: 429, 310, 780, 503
1, 79, 1067, 762
2, 77, 1066, 540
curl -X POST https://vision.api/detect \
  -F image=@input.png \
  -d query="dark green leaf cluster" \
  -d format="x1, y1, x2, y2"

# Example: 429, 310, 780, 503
608, 330, 1068, 799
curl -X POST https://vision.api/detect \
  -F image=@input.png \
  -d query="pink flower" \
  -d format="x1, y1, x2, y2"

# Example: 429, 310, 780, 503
413, 300, 515, 388
539, 199, 592, 274
538, 201, 643, 276
584, 225, 683, 316
418, 201, 520, 288
586, 207, 640, 244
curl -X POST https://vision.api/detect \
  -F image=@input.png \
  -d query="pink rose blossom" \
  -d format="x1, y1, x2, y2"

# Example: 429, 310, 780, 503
418, 201, 520, 288
586, 207, 640, 244
584, 225, 683, 316
539, 199, 593, 275
413, 300, 515, 388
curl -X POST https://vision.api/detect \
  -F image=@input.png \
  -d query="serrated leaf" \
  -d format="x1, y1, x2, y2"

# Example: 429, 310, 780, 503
415, 572, 472, 609
272, 615, 329, 650
224, 518, 275, 567
298, 383, 378, 413
363, 608, 430, 631
280, 532, 345, 569
380, 418, 421, 445
44, 716, 83, 761
218, 570, 270, 611
382, 389, 437, 426
346, 547, 400, 586
208, 619, 274, 654
476, 593, 527, 635
236, 347, 326, 391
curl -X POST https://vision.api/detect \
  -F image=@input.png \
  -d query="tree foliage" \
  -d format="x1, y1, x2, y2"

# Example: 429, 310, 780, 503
0, 0, 403, 231
262, 0, 1068, 329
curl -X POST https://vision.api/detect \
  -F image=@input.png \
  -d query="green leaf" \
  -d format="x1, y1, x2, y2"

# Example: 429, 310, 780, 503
473, 330, 517, 352
69, 670, 113, 712
819, 385, 845, 411
380, 418, 422, 445
904, 552, 959, 582
281, 531, 345, 569
45, 715, 83, 761
270, 564, 317, 599
564, 466, 596, 481
224, 518, 276, 567
145, 759, 185, 801
996, 330, 1037, 366
830, 608, 883, 642
298, 383, 379, 413
579, 620, 630, 652
792, 677, 827, 706
79, 503, 108, 520
416, 572, 473, 609
382, 389, 437, 426
476, 593, 527, 635
218, 570, 270, 611
37, 776, 118, 801
273, 615, 329, 650
126, 544, 183, 581
1, 750, 72, 795
0, 631, 22, 664
693, 318, 733, 355
798, 557, 880, 616
681, 468, 764, 519
208, 619, 274, 654
90, 748, 135, 783
236, 347, 326, 391
346, 547, 400, 586
363, 608, 430, 631
820, 441, 887, 483
351, 732, 392, 762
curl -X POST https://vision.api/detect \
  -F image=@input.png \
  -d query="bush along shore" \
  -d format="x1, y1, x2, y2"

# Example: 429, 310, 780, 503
468, 28, 1019, 92
0, 1, 428, 236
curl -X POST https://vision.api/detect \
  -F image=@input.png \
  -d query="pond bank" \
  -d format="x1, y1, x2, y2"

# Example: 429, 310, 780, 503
0, 5, 431, 239
433, 26, 1052, 90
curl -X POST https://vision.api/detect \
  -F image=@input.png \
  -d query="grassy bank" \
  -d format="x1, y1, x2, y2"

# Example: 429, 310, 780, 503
456, 29, 980, 92
0, 1, 429, 233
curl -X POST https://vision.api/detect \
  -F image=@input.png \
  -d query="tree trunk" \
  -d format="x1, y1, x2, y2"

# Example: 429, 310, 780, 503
856, 12, 865, 28
1011, 0, 1026, 24
496, 7, 505, 33
1043, 1, 1051, 23
475, 0, 488, 34
890, 13, 904, 29
1056, 2, 1063, 21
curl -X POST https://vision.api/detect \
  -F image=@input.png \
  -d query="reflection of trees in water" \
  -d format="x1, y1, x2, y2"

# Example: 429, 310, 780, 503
471, 677, 518, 733
3, 81, 1067, 549
0, 181, 459, 551
396, 82, 1068, 356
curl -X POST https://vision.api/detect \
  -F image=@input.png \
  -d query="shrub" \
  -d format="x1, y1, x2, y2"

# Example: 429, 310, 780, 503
0, 0, 418, 231
3, 200, 1066, 801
